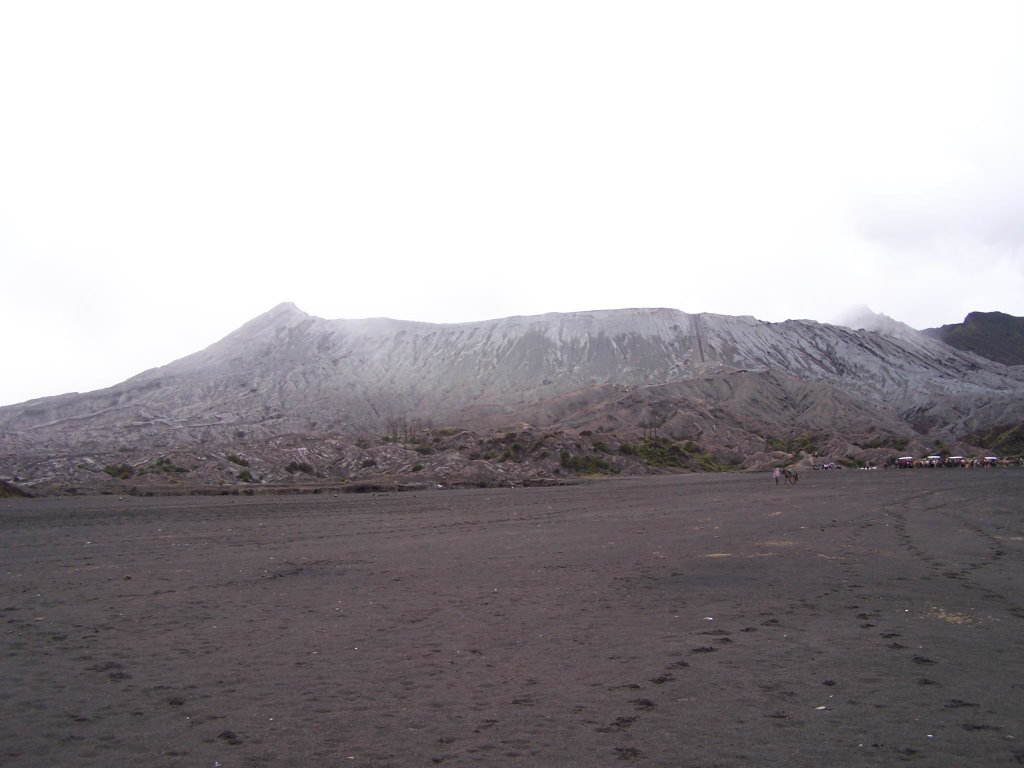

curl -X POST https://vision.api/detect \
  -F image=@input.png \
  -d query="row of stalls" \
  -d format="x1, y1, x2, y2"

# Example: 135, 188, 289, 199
895, 455, 1002, 468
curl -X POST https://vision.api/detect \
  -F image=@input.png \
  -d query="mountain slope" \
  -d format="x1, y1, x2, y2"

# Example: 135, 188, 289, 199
923, 311, 1024, 366
2, 303, 1023, 491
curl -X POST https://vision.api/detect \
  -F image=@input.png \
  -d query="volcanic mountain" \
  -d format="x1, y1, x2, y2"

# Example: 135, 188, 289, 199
2, 303, 1023, 493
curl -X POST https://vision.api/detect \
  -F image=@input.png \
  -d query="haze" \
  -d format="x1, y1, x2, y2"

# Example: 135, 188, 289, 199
2, 1, 1023, 407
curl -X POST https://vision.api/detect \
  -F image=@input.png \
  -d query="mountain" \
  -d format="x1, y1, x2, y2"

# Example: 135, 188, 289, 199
833, 305, 924, 346
2, 303, 1023, 493
922, 311, 1024, 367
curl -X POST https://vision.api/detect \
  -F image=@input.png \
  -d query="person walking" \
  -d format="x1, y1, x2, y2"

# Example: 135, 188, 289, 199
772, 467, 781, 485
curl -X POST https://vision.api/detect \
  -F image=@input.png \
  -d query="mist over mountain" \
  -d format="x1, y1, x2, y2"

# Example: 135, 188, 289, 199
2, 303, 1023, 493
831, 305, 924, 344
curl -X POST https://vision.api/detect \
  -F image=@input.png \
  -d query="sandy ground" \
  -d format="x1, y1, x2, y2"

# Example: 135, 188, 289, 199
2, 470, 1023, 767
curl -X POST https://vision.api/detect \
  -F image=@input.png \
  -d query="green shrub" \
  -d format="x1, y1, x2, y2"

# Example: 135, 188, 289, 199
854, 436, 910, 450
692, 452, 728, 472
411, 463, 424, 472
618, 437, 733, 471
633, 437, 690, 468
227, 454, 249, 467
148, 457, 189, 473
237, 469, 253, 483
560, 451, 614, 474
766, 434, 821, 454
0, 480, 30, 498
966, 422, 1024, 455
285, 461, 315, 475
103, 464, 134, 479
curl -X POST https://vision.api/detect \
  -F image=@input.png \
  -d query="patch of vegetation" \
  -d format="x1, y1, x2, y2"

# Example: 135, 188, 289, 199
284, 461, 315, 475
237, 469, 253, 483
411, 463, 424, 472
560, 450, 615, 475
354, 438, 370, 449
361, 458, 377, 468
933, 440, 951, 458
0, 480, 30, 498
146, 457, 190, 474
618, 437, 734, 472
103, 464, 134, 479
414, 444, 434, 455
965, 422, 1024, 456
619, 437, 690, 468
528, 438, 548, 454
503, 442, 527, 463
593, 440, 611, 454
766, 434, 821, 454
854, 436, 909, 451
691, 451, 735, 472
227, 453, 249, 467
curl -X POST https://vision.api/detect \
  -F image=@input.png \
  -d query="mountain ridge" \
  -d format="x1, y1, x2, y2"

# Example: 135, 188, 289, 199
2, 304, 1023, 493
923, 311, 1024, 366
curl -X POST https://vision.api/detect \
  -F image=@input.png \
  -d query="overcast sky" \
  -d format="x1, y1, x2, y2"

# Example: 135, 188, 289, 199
2, 1, 1023, 407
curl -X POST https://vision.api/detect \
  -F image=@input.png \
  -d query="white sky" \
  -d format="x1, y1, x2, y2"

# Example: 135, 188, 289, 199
2, 1, 1023, 406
